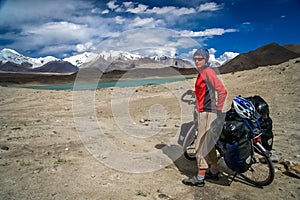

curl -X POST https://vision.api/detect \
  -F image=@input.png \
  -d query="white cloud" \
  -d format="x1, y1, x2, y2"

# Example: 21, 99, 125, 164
76, 42, 94, 52
167, 37, 199, 49
96, 28, 203, 60
176, 7, 197, 15
0, 0, 237, 58
211, 51, 239, 67
243, 22, 251, 25
129, 17, 164, 28
145, 6, 175, 14
123, 2, 133, 7
126, 4, 148, 13
107, 0, 119, 10
115, 16, 126, 24
179, 28, 237, 37
91, 8, 108, 14
14, 19, 118, 55
102, 9, 110, 14
40, 44, 75, 56
145, 6, 196, 16
208, 48, 217, 54
0, 0, 92, 26
198, 2, 223, 12
108, 2, 219, 16
132, 17, 155, 27
24, 21, 90, 42
99, 28, 171, 51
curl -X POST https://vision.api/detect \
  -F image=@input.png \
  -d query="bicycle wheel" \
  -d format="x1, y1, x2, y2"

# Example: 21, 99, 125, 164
240, 144, 275, 186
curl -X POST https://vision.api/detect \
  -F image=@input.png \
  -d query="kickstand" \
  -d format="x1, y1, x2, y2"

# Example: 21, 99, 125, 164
228, 172, 238, 186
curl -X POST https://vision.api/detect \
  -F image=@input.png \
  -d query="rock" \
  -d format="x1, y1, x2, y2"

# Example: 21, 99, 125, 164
287, 163, 300, 179
64, 107, 70, 110
159, 124, 167, 127
158, 193, 173, 200
281, 160, 294, 170
270, 150, 283, 162
281, 160, 300, 179
1, 146, 9, 151
139, 118, 151, 126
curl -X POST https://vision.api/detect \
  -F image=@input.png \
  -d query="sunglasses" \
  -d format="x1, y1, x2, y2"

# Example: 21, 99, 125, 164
194, 57, 205, 62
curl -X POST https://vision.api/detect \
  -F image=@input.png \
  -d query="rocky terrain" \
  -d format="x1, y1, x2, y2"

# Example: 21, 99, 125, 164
0, 56, 299, 199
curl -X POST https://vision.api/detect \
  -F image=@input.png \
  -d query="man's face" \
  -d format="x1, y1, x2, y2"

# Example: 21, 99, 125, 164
194, 55, 206, 71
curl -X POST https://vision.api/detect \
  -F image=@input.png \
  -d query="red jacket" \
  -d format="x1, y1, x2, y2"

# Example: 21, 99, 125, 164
194, 66, 227, 113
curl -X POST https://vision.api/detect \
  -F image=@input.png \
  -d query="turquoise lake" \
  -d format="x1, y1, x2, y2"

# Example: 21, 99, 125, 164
23, 77, 192, 90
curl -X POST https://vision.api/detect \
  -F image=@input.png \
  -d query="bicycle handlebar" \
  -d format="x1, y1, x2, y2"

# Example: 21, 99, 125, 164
181, 89, 195, 105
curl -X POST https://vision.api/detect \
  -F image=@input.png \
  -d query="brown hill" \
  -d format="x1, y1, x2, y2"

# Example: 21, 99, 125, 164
218, 42, 300, 74
283, 44, 300, 54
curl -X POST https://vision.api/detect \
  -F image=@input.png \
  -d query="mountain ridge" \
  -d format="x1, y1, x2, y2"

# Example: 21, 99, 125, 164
0, 47, 239, 73
218, 42, 300, 74
0, 48, 195, 73
0, 42, 299, 80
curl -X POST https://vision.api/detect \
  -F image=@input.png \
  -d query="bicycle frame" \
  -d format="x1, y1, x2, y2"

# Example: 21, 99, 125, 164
242, 117, 272, 158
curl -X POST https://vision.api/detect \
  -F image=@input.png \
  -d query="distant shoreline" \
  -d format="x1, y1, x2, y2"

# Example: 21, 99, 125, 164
7, 76, 195, 91
0, 67, 198, 85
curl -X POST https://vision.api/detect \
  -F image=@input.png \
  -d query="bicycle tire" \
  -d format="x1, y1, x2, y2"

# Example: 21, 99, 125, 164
240, 144, 275, 186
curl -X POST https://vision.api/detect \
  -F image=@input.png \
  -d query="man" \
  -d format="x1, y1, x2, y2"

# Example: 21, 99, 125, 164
182, 48, 227, 187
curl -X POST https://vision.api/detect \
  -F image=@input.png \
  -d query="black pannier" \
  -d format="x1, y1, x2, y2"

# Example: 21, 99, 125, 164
219, 119, 249, 144
178, 121, 197, 150
246, 95, 274, 151
223, 134, 253, 173
246, 95, 270, 119
259, 116, 274, 151
219, 118, 253, 173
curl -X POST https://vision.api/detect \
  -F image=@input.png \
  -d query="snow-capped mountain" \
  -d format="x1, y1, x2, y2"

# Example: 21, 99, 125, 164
60, 50, 143, 69
99, 50, 143, 61
150, 55, 169, 61
0, 48, 239, 73
0, 48, 78, 73
63, 52, 99, 67
0, 48, 59, 68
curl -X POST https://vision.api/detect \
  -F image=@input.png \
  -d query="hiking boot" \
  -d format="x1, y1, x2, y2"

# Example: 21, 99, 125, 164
205, 169, 219, 181
182, 176, 205, 187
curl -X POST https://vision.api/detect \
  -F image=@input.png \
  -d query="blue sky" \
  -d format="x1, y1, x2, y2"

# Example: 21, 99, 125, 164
0, 0, 299, 59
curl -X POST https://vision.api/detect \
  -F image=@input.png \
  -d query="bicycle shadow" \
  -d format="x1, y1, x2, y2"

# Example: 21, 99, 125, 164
154, 121, 229, 186
155, 143, 197, 177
